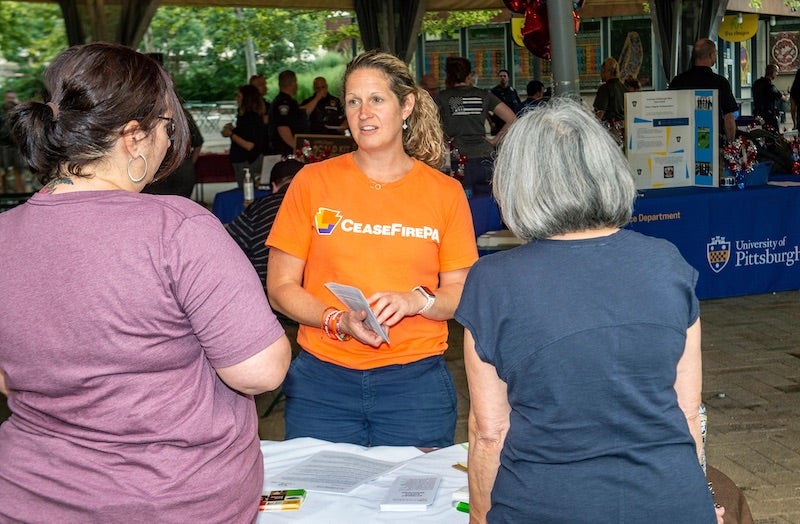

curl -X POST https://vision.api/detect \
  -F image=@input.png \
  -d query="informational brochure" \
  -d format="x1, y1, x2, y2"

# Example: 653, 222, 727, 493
324, 282, 390, 343
380, 475, 441, 511
265, 451, 400, 494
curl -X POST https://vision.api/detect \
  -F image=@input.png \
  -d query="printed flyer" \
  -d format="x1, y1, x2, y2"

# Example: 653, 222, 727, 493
625, 89, 719, 190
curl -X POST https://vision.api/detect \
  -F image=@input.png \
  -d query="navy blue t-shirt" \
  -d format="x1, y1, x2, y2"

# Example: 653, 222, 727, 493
456, 229, 716, 523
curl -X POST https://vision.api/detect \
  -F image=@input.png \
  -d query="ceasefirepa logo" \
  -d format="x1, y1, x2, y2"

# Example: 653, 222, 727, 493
315, 208, 342, 235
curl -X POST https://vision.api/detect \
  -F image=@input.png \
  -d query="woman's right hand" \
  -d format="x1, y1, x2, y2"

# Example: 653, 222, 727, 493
338, 309, 387, 348
221, 123, 234, 137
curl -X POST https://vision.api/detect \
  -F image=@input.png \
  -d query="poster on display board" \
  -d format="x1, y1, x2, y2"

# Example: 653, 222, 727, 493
625, 89, 719, 190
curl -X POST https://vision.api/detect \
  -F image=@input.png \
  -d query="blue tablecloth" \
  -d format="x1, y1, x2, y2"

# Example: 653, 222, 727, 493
469, 194, 503, 237
467, 183, 800, 300
628, 183, 800, 299
212, 188, 269, 224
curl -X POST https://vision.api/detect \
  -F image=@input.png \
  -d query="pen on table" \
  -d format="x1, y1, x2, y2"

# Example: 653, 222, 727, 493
456, 501, 470, 513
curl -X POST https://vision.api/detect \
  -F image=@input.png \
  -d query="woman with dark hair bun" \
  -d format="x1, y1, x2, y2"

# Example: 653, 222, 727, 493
0, 43, 290, 523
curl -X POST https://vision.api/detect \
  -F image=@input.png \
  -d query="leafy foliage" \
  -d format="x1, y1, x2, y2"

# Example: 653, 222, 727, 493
0, 2, 66, 99
323, 10, 502, 49
423, 10, 502, 37
749, 0, 800, 9
144, 7, 334, 102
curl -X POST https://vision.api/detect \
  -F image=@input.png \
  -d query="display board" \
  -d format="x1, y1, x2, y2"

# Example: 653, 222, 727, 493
625, 89, 719, 190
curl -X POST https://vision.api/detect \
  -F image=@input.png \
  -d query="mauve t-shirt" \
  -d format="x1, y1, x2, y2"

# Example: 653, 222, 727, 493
0, 190, 283, 523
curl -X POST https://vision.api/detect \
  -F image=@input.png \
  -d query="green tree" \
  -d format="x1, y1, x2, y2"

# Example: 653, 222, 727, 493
423, 10, 502, 37
323, 10, 502, 49
0, 2, 66, 99
144, 7, 332, 102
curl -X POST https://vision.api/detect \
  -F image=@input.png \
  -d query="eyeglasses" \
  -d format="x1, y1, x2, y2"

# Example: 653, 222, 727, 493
157, 116, 176, 142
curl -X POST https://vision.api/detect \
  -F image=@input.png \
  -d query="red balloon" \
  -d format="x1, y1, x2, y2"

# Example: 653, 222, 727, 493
522, 4, 550, 59
523, 32, 551, 60
518, 1, 581, 61
521, 4, 547, 37
503, 0, 529, 14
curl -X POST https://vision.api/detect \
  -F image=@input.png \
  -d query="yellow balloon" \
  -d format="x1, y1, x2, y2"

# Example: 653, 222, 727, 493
719, 13, 758, 43
512, 17, 525, 47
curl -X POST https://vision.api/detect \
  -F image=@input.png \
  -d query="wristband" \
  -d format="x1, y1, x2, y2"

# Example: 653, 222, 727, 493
413, 286, 436, 314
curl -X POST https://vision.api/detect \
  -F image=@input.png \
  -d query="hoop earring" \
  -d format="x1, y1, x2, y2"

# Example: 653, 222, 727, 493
402, 120, 409, 130
127, 154, 148, 183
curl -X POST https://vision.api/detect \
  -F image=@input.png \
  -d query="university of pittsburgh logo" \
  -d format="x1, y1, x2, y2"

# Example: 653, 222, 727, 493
707, 236, 731, 273
315, 207, 342, 235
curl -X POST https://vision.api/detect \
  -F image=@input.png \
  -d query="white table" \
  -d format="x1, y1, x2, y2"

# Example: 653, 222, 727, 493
259, 438, 469, 523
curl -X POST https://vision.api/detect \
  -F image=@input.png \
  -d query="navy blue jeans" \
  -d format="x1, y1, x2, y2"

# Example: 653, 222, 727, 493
461, 156, 494, 196
283, 351, 457, 448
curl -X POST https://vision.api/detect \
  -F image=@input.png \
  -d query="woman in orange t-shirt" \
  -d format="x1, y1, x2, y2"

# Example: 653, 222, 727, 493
267, 50, 478, 448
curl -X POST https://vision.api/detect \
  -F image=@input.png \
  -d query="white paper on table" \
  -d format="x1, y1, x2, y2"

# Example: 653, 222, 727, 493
324, 282, 390, 343
380, 475, 441, 511
265, 450, 400, 494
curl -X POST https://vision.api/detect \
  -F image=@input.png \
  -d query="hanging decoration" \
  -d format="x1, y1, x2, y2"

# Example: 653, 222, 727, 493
295, 139, 331, 164
722, 136, 758, 189
790, 136, 800, 175
504, 0, 583, 60
448, 139, 467, 181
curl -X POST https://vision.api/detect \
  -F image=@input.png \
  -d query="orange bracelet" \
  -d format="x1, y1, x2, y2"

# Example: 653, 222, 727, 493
321, 307, 338, 339
326, 310, 341, 340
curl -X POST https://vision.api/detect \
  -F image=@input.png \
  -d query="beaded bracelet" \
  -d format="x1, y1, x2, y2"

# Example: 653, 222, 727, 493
321, 307, 338, 340
334, 311, 352, 342
326, 310, 341, 340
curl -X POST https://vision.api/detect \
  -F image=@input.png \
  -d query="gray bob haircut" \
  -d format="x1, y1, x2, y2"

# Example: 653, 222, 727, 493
492, 97, 636, 241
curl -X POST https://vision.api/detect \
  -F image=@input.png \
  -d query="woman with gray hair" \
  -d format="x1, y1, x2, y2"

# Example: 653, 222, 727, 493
455, 98, 722, 523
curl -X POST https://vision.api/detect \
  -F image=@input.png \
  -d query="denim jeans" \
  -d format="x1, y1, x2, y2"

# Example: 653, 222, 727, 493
461, 156, 494, 196
283, 351, 457, 448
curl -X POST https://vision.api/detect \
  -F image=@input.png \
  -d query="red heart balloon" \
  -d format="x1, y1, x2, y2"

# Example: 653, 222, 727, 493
521, 4, 547, 37
519, 3, 581, 61
503, 0, 529, 14
522, 4, 550, 59
524, 31, 551, 60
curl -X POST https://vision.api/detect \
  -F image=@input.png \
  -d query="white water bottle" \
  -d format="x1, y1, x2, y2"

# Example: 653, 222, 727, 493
243, 168, 254, 204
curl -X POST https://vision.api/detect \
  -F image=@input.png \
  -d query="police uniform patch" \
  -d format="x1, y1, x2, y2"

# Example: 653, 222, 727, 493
278, 104, 290, 116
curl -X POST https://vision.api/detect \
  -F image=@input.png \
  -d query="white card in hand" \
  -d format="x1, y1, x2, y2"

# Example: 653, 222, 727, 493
324, 282, 390, 343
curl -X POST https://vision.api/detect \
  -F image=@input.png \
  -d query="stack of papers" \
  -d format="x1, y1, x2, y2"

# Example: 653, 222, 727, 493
380, 475, 441, 512
265, 450, 400, 494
